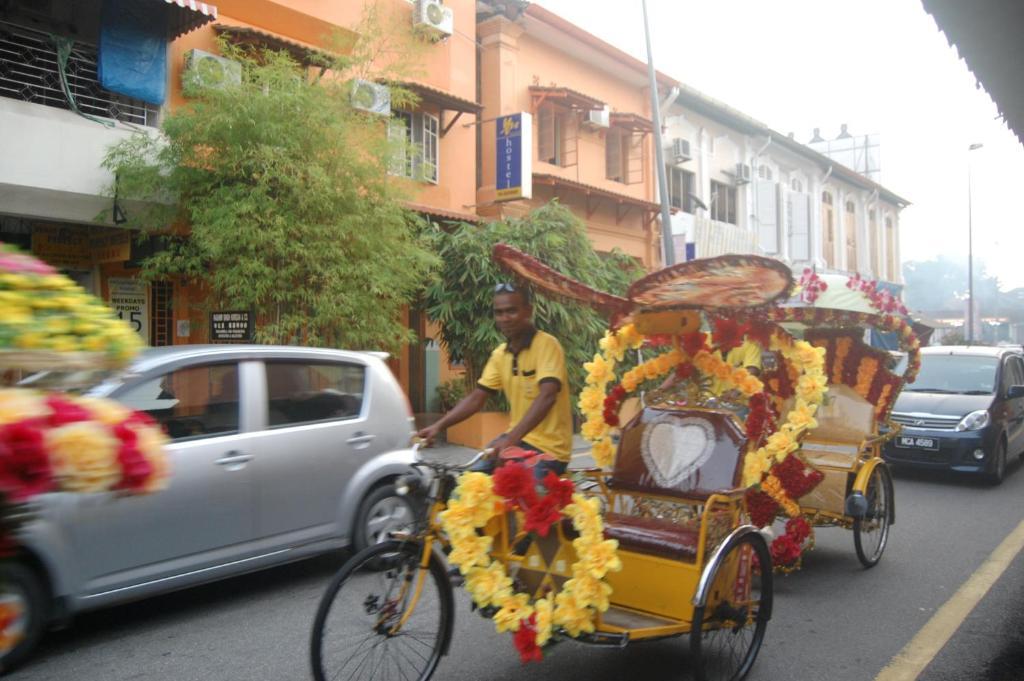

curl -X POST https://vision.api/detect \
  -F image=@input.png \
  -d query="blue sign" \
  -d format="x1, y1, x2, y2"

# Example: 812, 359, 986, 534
495, 113, 532, 201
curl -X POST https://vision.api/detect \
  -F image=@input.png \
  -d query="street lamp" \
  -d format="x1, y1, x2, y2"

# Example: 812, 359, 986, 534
967, 142, 983, 343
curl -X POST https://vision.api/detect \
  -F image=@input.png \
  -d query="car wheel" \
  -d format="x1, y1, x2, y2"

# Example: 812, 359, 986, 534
985, 439, 1007, 486
352, 483, 418, 554
0, 561, 49, 673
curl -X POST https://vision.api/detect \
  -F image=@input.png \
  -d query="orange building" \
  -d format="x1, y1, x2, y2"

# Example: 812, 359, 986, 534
476, 3, 675, 269
0, 0, 478, 406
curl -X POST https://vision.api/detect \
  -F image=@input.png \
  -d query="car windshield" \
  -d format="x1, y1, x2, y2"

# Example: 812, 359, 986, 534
905, 354, 999, 394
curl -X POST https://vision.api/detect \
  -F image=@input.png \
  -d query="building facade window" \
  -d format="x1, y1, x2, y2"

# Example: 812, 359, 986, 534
710, 180, 737, 224
757, 165, 773, 181
667, 166, 695, 213
389, 110, 439, 183
791, 178, 803, 192
844, 199, 858, 271
822, 191, 836, 268
885, 215, 897, 280
537, 103, 577, 167
606, 127, 643, 183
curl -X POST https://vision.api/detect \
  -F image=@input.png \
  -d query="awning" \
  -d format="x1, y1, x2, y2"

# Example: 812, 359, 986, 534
532, 173, 664, 226
214, 24, 336, 66
529, 86, 604, 112
158, 0, 218, 40
405, 202, 480, 223
610, 112, 653, 133
395, 81, 481, 115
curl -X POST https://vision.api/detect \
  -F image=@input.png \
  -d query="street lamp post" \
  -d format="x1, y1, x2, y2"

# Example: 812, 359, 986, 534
967, 142, 983, 343
641, 0, 675, 266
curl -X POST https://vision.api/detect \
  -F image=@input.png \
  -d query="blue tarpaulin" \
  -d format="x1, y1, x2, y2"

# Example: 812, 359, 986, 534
98, 0, 168, 106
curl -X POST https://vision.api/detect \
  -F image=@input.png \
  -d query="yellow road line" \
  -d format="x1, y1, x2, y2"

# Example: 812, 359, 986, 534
875, 517, 1024, 681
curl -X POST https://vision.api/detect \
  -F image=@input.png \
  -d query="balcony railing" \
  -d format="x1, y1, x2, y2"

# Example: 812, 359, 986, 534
0, 20, 160, 127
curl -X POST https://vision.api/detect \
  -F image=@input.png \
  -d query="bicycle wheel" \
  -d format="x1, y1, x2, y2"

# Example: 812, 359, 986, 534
690, 532, 772, 681
311, 540, 454, 681
853, 463, 893, 568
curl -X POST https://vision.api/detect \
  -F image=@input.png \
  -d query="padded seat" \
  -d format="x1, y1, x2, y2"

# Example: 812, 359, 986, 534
602, 512, 699, 561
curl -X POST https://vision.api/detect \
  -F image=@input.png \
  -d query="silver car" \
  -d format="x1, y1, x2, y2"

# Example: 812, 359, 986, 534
6, 345, 419, 669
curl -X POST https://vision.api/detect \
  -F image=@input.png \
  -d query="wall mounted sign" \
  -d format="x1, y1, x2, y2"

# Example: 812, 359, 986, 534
108, 277, 149, 343
210, 311, 253, 342
495, 113, 532, 202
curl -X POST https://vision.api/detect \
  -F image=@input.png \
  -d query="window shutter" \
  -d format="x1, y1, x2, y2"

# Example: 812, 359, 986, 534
538, 106, 554, 164
606, 129, 622, 181
756, 180, 778, 253
788, 192, 810, 260
388, 115, 409, 177
422, 113, 438, 183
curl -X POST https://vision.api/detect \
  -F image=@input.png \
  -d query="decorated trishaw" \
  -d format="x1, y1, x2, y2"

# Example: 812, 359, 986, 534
756, 269, 921, 568
309, 248, 830, 681
0, 244, 170, 669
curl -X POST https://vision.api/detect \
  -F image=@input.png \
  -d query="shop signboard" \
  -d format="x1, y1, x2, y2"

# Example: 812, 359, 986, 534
210, 311, 253, 342
89, 228, 132, 264
495, 113, 532, 202
108, 277, 149, 343
31, 224, 91, 270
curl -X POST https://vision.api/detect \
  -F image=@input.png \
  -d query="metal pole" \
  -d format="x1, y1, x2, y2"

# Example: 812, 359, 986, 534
967, 143, 983, 343
642, 0, 676, 266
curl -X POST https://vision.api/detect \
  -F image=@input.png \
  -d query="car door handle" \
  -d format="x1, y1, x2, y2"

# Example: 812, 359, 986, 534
346, 433, 375, 448
216, 452, 252, 470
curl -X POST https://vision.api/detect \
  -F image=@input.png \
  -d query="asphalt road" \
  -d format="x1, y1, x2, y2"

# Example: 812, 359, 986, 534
9, 451, 1024, 681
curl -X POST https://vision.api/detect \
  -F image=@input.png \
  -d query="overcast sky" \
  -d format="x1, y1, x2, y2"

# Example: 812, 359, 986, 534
537, 0, 1024, 291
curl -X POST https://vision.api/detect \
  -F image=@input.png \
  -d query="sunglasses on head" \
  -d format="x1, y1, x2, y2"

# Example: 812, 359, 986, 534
493, 282, 518, 294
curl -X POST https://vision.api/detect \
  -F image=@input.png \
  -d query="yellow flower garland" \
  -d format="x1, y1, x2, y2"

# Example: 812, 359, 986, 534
440, 474, 621, 649
579, 324, 827, 517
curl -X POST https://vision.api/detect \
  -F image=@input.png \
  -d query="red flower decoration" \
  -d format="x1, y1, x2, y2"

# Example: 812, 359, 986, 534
785, 517, 811, 544
0, 421, 54, 501
681, 331, 708, 357
513, 614, 543, 662
523, 495, 562, 537
710, 317, 750, 353
771, 454, 824, 500
44, 395, 92, 427
675, 363, 694, 381
745, 489, 779, 528
493, 461, 536, 506
771, 534, 803, 566
542, 471, 575, 508
115, 443, 153, 492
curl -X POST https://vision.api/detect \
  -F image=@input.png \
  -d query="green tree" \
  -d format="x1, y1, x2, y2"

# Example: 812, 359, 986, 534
423, 201, 642, 407
101, 13, 436, 351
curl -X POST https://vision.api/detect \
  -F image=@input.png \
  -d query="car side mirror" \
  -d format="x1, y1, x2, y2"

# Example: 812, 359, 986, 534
1007, 385, 1024, 400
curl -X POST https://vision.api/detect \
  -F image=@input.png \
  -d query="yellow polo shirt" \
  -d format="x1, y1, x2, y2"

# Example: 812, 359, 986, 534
478, 330, 573, 461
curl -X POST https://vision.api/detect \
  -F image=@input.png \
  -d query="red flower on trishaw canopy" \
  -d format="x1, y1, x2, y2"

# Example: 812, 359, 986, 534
681, 331, 707, 357
513, 613, 543, 662
115, 442, 154, 492
492, 460, 536, 506
675, 363, 694, 381
710, 317, 749, 353
0, 421, 54, 501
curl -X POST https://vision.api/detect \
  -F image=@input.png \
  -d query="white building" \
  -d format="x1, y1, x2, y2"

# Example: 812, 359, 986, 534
661, 85, 908, 288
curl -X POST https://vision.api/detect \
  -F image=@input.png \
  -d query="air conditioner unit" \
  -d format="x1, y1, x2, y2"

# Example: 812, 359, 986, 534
350, 79, 391, 116
414, 0, 454, 40
183, 49, 242, 91
734, 162, 752, 184
671, 138, 691, 164
584, 106, 610, 128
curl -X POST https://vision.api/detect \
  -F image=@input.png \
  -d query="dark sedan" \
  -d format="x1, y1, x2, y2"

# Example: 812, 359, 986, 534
883, 346, 1024, 484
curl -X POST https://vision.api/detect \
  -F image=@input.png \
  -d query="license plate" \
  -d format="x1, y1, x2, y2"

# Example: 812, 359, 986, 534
898, 435, 938, 450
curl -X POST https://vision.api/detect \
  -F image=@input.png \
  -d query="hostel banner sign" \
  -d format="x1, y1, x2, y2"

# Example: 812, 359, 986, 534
108, 277, 149, 343
495, 113, 532, 202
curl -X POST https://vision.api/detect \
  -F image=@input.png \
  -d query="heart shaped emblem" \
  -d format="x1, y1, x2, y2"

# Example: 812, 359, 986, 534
641, 416, 715, 488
